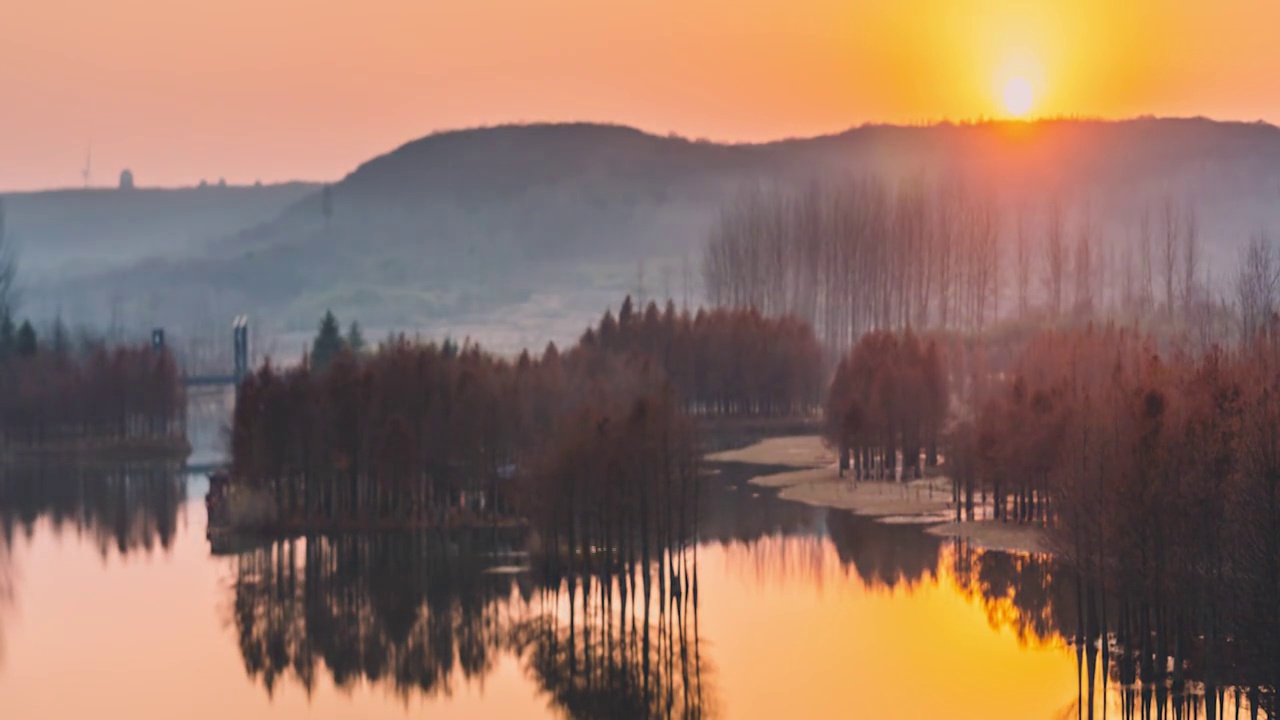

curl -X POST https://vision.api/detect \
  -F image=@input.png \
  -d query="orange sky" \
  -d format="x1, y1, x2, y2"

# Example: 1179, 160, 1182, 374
4, 0, 1279, 190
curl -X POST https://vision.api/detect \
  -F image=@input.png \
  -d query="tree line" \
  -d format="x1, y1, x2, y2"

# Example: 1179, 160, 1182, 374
0, 331, 185, 455
582, 297, 823, 417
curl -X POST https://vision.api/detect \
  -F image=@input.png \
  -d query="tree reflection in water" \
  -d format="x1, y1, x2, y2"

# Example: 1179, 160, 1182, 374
517, 571, 710, 719
948, 542, 1263, 720
0, 461, 187, 669
230, 532, 710, 718
0, 462, 186, 559
223, 464, 1270, 719
231, 531, 531, 698
0, 528, 10, 670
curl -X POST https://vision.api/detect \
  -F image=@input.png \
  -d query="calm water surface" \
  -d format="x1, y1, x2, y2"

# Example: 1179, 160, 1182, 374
0, 463, 1221, 718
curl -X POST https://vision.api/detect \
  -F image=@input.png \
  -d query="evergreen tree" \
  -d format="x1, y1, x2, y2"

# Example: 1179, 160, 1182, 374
15, 320, 37, 358
442, 337, 459, 359
50, 312, 70, 360
346, 321, 365, 355
0, 311, 14, 362
311, 310, 344, 372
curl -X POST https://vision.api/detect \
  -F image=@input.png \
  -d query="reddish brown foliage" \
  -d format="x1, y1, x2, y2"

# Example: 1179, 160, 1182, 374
824, 329, 948, 480
0, 345, 184, 452
582, 298, 824, 417
965, 326, 1280, 699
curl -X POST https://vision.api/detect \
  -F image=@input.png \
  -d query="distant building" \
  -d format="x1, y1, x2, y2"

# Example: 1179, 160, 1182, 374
119, 169, 135, 190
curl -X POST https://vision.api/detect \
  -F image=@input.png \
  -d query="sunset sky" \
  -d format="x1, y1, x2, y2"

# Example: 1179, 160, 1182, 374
4, 0, 1279, 190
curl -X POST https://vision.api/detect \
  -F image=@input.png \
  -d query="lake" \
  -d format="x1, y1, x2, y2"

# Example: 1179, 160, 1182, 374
0, 462, 1242, 719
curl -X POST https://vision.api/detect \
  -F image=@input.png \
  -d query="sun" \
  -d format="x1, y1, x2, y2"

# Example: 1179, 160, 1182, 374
1002, 76, 1034, 117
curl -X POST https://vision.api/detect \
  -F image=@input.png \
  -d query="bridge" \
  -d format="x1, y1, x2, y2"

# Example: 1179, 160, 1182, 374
153, 315, 252, 389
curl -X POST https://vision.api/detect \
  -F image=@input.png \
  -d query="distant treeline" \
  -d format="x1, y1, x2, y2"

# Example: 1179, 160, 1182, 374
947, 327, 1280, 710
583, 297, 823, 417
704, 176, 1217, 351
0, 328, 185, 455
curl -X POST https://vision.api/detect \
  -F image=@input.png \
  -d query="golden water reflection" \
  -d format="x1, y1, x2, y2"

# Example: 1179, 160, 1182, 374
0, 467, 1263, 718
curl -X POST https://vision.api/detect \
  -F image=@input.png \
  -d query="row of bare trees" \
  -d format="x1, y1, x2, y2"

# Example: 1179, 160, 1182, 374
823, 330, 949, 480
703, 177, 1000, 348
703, 176, 1213, 350
0, 343, 185, 453
952, 327, 1280, 711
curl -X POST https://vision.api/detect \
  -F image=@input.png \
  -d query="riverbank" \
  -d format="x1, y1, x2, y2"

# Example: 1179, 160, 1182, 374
709, 435, 1049, 555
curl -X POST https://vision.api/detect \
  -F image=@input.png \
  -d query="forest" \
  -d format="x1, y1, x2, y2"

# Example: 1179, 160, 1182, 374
223, 300, 822, 568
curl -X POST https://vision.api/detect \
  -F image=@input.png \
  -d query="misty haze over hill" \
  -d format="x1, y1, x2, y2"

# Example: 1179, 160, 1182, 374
6, 118, 1280, 356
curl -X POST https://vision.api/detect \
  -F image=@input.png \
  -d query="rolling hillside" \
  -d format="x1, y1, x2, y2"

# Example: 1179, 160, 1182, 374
14, 119, 1280, 354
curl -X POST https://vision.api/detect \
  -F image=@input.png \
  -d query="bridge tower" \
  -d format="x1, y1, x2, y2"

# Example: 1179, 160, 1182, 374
232, 316, 249, 381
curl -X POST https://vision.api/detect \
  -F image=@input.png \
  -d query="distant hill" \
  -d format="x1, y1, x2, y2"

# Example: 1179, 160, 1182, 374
3, 183, 316, 282
15, 119, 1280, 354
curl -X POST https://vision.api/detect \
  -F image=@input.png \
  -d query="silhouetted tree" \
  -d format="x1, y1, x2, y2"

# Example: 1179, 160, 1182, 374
15, 321, 36, 358
310, 310, 344, 371
345, 321, 365, 355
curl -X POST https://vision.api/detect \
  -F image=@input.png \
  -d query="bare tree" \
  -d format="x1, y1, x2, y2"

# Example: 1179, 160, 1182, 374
1236, 232, 1280, 345
1161, 194, 1181, 321
1043, 198, 1067, 318
1073, 200, 1095, 316
0, 197, 17, 318
1140, 205, 1155, 316
1015, 202, 1031, 317
1182, 202, 1200, 315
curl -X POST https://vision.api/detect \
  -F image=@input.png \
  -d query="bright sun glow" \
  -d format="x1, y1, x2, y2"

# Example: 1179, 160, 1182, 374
1002, 76, 1034, 116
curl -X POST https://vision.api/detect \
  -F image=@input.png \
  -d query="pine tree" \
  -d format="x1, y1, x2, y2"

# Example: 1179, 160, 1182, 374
442, 337, 459, 359
346, 321, 365, 355
311, 310, 344, 372
15, 320, 37, 358
0, 311, 14, 362
50, 312, 70, 360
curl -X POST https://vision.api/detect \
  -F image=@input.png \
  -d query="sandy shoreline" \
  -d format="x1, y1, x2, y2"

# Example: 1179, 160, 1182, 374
707, 435, 1049, 555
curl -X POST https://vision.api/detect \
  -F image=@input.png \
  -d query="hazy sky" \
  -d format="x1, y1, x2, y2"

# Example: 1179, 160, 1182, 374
4, 0, 1279, 190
